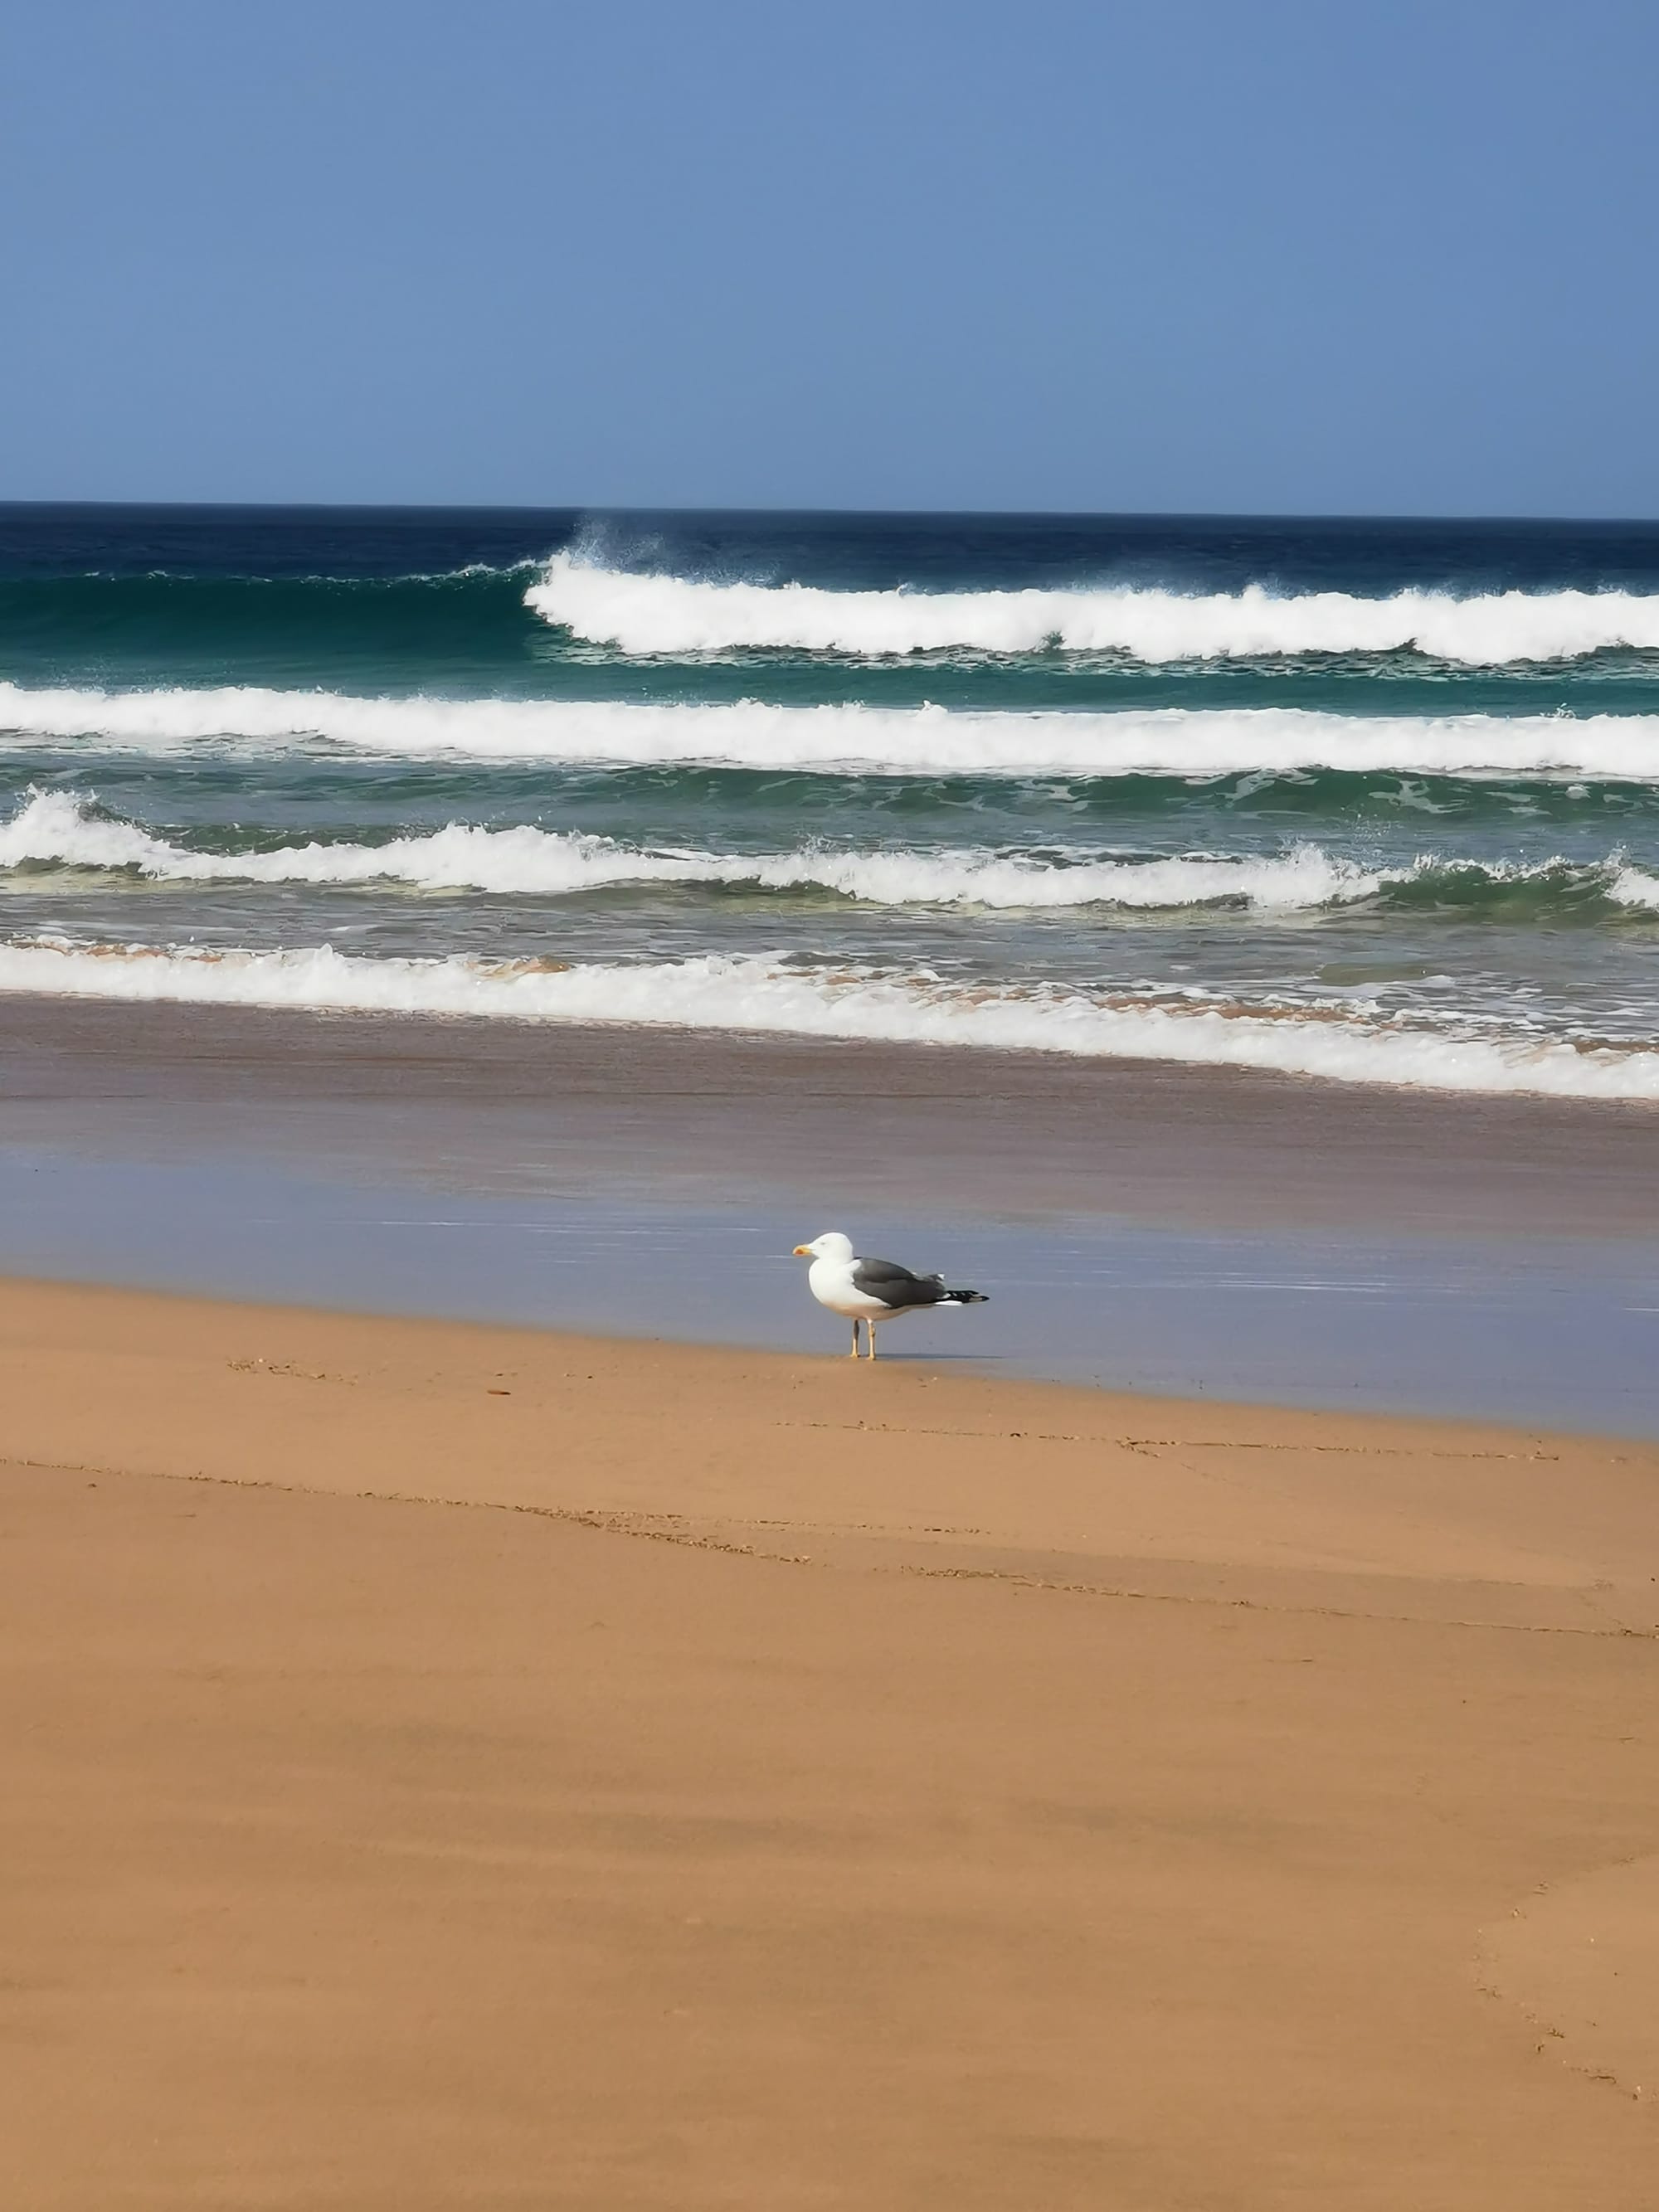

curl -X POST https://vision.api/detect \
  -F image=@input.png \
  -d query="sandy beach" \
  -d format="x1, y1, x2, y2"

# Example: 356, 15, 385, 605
12, 14, 1659, 2205
4, 1274, 1657, 2209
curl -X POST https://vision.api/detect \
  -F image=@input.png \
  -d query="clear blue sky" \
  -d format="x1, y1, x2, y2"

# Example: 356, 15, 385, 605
2, 0, 1655, 515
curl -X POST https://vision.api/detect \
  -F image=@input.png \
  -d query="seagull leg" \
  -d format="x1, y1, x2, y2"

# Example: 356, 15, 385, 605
849, 1320, 863, 1359
867, 1321, 878, 1361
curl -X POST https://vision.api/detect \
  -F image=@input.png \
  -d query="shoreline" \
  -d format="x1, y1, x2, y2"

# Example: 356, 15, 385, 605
7, 994, 1659, 1434
2, 1263, 1657, 1461
6, 992, 1659, 1238
4, 1275, 1657, 2207
7, 1259, 1659, 1474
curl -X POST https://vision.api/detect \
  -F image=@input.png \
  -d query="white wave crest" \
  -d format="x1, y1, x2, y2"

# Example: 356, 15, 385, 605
0, 792, 1378, 910
525, 555, 1659, 664
6, 683, 1659, 781
2, 936, 1657, 1101
1607, 864, 1659, 910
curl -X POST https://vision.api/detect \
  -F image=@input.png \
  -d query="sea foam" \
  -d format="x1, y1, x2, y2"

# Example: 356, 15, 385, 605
0, 792, 1380, 909
13, 792, 1658, 914
3, 936, 1659, 1102
5, 683, 1659, 781
525, 554, 1659, 664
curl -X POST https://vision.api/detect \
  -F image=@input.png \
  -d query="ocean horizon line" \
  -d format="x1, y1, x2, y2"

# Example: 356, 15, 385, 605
6, 497, 1659, 529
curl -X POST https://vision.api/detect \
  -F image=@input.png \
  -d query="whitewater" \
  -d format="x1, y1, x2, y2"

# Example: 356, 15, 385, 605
0, 792, 1383, 907
7, 792, 1659, 915
526, 554, 1659, 664
7, 506, 1659, 1105
4, 936, 1659, 1103
6, 683, 1659, 780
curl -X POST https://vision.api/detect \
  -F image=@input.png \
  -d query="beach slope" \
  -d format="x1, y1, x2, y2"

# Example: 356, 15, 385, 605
2, 1278, 1657, 2209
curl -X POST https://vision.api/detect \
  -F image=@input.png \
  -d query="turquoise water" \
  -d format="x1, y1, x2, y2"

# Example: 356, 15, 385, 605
5, 504, 1659, 1096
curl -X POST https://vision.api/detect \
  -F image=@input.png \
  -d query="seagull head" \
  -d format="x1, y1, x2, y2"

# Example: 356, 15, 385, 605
792, 1231, 854, 1262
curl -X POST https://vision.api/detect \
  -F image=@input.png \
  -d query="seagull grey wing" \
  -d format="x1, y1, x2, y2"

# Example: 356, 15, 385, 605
850, 1256, 949, 1309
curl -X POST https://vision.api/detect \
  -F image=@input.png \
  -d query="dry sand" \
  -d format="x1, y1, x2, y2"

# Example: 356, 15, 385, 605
3, 1275, 1658, 2208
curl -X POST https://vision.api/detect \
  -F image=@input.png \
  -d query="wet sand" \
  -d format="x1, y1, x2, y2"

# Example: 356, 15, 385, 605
3, 1277, 1658, 2209
6, 994, 1659, 1425
5, 994, 1659, 1236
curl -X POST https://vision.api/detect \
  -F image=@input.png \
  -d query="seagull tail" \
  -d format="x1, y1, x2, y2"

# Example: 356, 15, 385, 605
939, 1285, 988, 1305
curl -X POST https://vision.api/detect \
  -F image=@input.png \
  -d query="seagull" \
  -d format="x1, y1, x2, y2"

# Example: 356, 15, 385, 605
791, 1230, 988, 1359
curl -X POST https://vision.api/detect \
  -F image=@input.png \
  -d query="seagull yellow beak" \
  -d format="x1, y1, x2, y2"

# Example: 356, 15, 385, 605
792, 1244, 812, 1257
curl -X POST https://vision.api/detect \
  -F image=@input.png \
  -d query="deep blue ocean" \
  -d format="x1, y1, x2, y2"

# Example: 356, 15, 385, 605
5, 502, 1659, 1097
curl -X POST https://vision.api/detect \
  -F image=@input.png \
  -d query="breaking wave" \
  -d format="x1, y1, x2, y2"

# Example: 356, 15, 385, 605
6, 683, 1659, 781
525, 555, 1659, 664
2, 935, 1658, 1101
11, 793, 1659, 916
0, 791, 1380, 909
